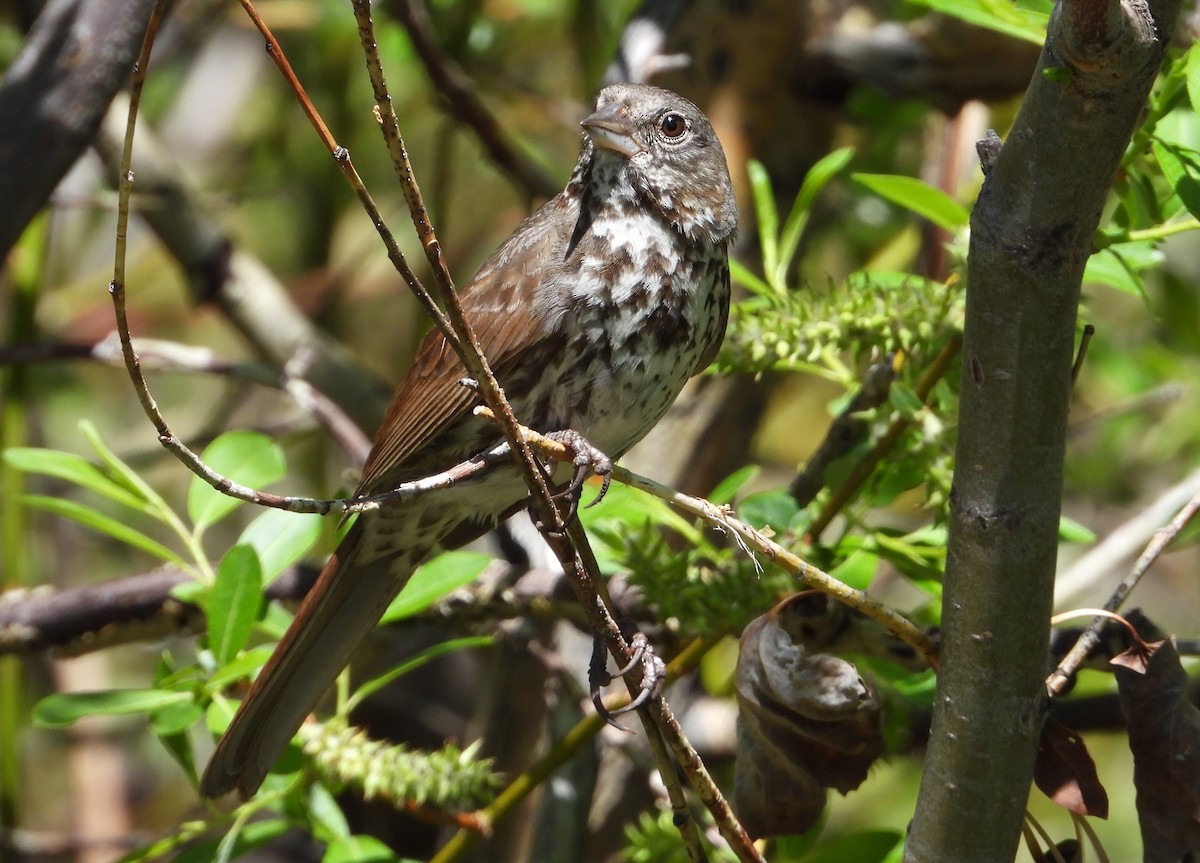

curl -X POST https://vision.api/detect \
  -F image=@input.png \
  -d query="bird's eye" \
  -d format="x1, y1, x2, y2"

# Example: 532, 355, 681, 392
658, 113, 688, 140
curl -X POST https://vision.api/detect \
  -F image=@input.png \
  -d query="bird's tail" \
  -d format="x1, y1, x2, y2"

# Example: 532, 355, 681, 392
199, 515, 428, 799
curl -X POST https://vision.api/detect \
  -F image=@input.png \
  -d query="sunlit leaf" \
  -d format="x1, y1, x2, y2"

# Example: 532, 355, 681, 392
149, 701, 205, 737
748, 159, 780, 285
3, 447, 151, 513
778, 147, 855, 284
188, 431, 286, 532
709, 465, 760, 506
379, 551, 491, 624
906, 0, 1048, 43
1059, 516, 1096, 544
1084, 242, 1160, 297
79, 420, 178, 528
21, 495, 185, 566
853, 173, 970, 231
729, 258, 775, 298
208, 545, 264, 665
1153, 141, 1200, 220
171, 820, 291, 863
323, 835, 397, 863
238, 508, 323, 582
34, 689, 192, 727
1186, 42, 1200, 118
830, 550, 879, 590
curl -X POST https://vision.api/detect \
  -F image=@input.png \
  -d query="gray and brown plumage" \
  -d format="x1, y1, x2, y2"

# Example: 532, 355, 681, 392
199, 83, 737, 800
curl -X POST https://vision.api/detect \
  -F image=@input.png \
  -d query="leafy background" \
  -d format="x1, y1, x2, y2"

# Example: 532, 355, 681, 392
2, 0, 1199, 860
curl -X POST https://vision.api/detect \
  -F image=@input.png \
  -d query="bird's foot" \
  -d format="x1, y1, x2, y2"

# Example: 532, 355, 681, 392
545, 429, 613, 521
590, 631, 665, 730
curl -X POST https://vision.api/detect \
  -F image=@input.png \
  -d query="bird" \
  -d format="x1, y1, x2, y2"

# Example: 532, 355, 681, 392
199, 82, 738, 800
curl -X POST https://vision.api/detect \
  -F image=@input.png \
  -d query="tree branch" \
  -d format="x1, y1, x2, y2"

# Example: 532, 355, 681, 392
0, 0, 155, 258
906, 0, 1181, 858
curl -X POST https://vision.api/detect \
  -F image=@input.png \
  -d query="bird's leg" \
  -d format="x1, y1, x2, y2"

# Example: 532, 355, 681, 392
590, 630, 665, 730
544, 429, 614, 520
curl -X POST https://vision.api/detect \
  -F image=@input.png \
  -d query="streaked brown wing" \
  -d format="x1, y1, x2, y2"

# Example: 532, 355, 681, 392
355, 194, 574, 496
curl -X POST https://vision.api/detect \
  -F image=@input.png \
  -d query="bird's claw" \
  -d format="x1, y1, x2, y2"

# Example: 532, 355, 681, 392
590, 632, 664, 730
545, 429, 614, 521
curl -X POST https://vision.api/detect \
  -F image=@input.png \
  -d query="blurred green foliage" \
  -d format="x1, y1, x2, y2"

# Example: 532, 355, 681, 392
2, 0, 1199, 861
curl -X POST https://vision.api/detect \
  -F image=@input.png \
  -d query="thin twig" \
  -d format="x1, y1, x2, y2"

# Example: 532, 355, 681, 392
1046, 485, 1200, 696
392, 0, 559, 200
236, 0, 460, 354
429, 637, 717, 863
474, 413, 939, 673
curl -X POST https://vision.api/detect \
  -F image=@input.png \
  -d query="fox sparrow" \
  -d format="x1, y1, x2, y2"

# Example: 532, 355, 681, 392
200, 82, 738, 799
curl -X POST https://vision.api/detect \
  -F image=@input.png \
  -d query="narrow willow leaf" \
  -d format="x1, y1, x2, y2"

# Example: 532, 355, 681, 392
3, 448, 150, 513
188, 431, 286, 532
1059, 516, 1097, 544
34, 689, 191, 727
79, 420, 178, 527
729, 258, 775, 298
853, 173, 969, 231
747, 159, 780, 284
238, 508, 323, 582
777, 146, 855, 284
208, 545, 264, 665
709, 465, 760, 506
21, 495, 186, 565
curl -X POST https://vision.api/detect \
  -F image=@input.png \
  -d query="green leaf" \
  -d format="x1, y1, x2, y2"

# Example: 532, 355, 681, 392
804, 830, 905, 863
208, 545, 264, 665
747, 159, 780, 285
21, 495, 186, 566
888, 383, 925, 416
238, 508, 323, 582
1059, 515, 1097, 544
208, 646, 275, 691
777, 146, 855, 285
708, 465, 760, 506
582, 481, 702, 545
79, 420, 172, 522
829, 550, 879, 590
853, 173, 970, 231
1153, 141, 1200, 220
729, 258, 775, 298
737, 489, 800, 532
1185, 42, 1200, 118
906, 0, 1048, 43
3, 447, 151, 513
309, 782, 352, 843
171, 820, 291, 863
323, 835, 397, 863
379, 551, 491, 623
187, 431, 286, 532
149, 701, 205, 737
1084, 242, 1161, 297
34, 689, 192, 727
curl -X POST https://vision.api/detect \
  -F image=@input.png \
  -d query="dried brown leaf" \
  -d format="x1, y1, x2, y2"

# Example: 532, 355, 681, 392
733, 593, 885, 838
1114, 637, 1200, 863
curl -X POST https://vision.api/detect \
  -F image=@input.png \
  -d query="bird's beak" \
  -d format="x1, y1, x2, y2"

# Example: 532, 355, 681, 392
581, 104, 641, 157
